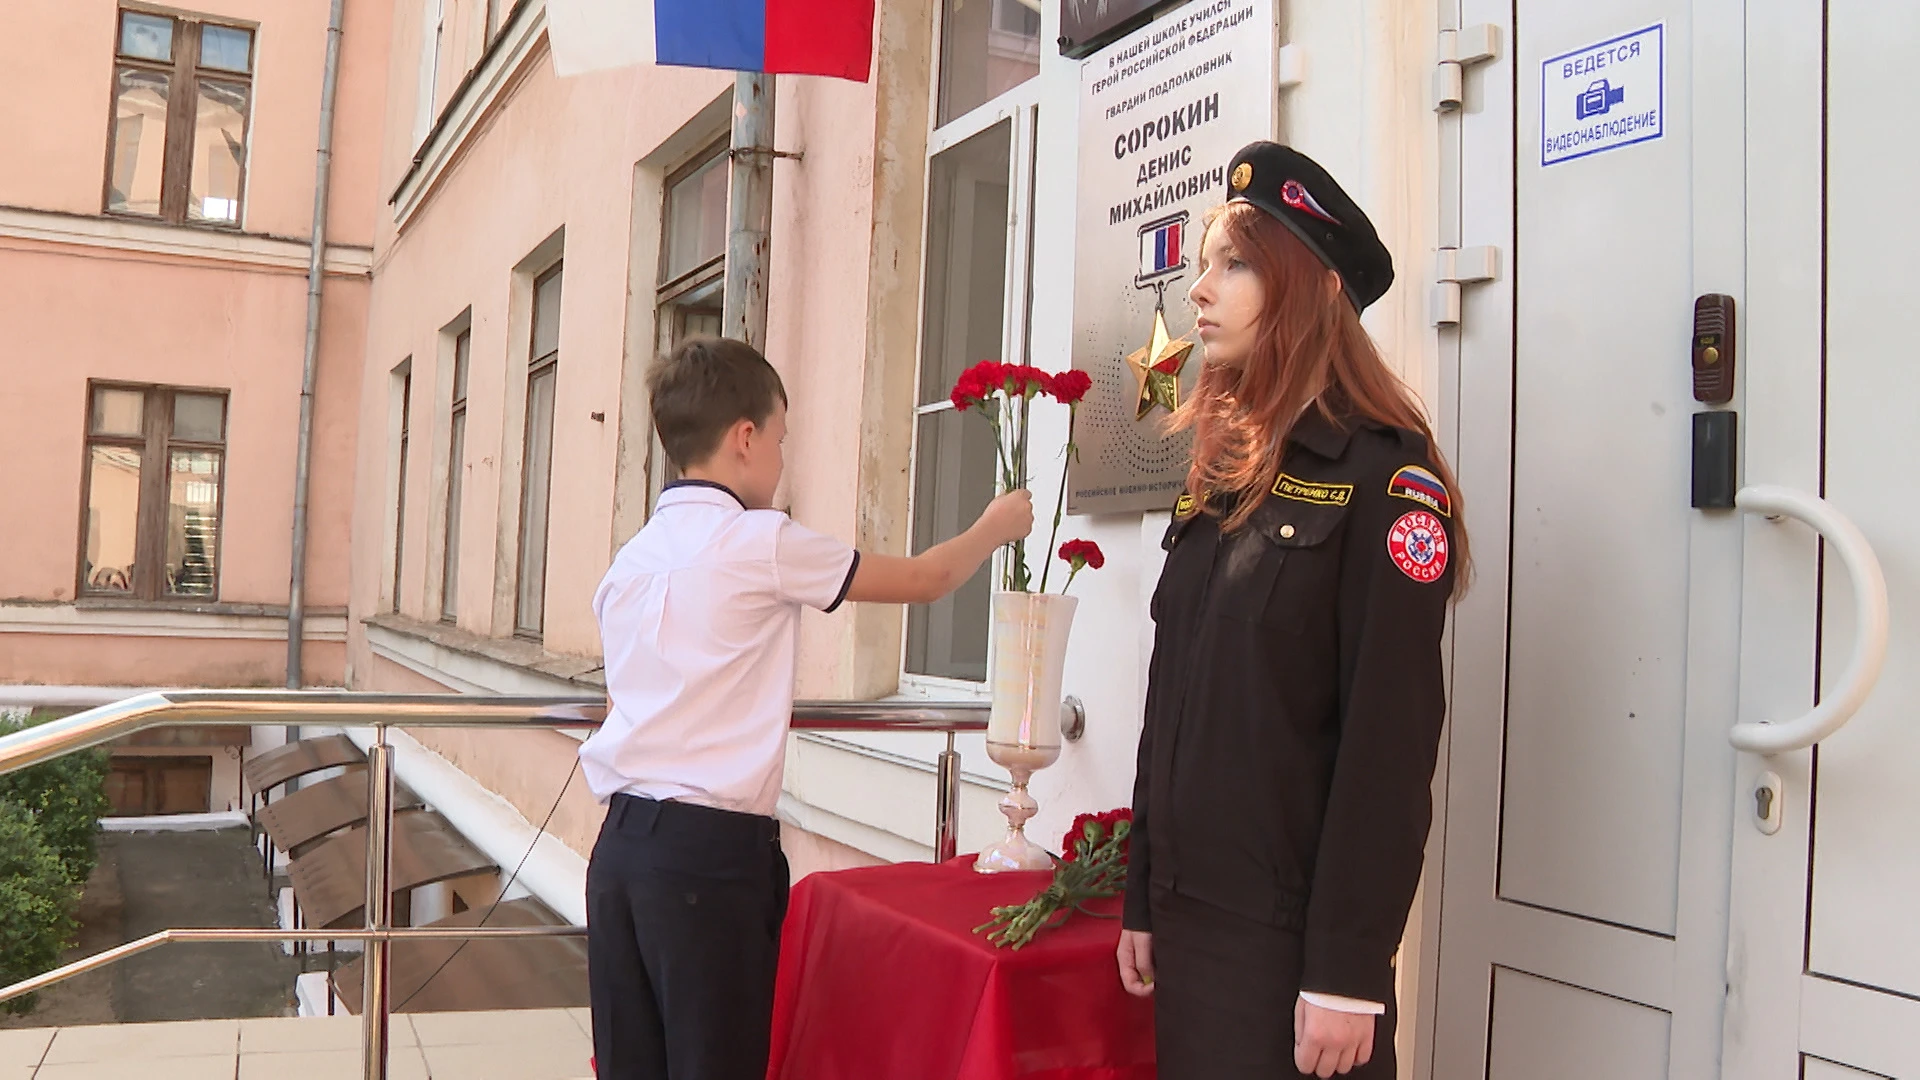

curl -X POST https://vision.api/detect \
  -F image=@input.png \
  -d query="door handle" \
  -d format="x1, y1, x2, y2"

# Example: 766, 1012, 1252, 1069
1731, 485, 1890, 755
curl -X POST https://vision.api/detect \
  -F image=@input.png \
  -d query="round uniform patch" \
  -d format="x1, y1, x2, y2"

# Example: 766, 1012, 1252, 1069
1387, 511, 1449, 584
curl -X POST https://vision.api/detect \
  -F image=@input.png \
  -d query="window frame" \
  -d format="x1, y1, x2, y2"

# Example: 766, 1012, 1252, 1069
103, 6, 257, 228
76, 380, 230, 604
441, 328, 471, 624
391, 360, 413, 614
899, 1, 1044, 692
514, 263, 564, 639
645, 139, 731, 502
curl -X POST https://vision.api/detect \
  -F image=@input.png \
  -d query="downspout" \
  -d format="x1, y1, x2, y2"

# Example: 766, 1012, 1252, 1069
287, 0, 348, 695
723, 72, 776, 348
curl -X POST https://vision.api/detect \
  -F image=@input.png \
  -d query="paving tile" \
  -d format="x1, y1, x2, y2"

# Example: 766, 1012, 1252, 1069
0, 1029, 52, 1070
565, 1008, 592, 1038
420, 1040, 596, 1080
41, 1019, 238, 1064
239, 1014, 418, 1054
407, 1008, 589, 1049
238, 1045, 430, 1080
35, 1053, 236, 1080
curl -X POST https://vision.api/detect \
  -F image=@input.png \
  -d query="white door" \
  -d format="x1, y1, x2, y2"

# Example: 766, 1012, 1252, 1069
1431, 0, 1920, 1077
1723, 3, 1920, 1077
1428, 0, 1748, 1075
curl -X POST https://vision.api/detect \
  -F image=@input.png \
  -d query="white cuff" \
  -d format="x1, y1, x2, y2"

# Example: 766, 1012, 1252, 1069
1299, 991, 1387, 1015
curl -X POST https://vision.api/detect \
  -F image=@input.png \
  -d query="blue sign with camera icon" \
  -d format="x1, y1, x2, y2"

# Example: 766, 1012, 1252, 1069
1541, 25, 1664, 166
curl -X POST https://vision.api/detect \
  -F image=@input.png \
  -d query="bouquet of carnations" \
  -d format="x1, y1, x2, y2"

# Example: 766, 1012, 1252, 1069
949, 361, 1098, 594
973, 808, 1133, 950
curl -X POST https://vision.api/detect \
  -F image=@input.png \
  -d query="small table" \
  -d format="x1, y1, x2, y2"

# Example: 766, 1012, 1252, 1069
767, 856, 1156, 1080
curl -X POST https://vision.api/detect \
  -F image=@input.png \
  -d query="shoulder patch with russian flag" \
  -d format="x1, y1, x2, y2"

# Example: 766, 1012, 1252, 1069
1386, 465, 1451, 517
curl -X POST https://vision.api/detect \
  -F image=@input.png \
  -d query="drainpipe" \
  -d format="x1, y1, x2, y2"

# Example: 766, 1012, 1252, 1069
722, 73, 776, 348
287, 0, 348, 695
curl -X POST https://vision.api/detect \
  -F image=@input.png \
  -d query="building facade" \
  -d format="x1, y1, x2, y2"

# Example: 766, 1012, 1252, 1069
75, 0, 1920, 1075
1, 0, 390, 813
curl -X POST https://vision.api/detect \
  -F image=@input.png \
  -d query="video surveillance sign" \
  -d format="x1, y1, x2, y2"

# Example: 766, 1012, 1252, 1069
1541, 24, 1663, 166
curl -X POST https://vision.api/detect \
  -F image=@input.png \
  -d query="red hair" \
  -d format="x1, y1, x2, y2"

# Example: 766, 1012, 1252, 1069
1170, 202, 1471, 589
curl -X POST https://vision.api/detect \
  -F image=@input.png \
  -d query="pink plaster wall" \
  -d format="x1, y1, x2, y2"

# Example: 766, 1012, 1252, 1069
0, 634, 343, 688
0, 0, 392, 244
0, 246, 366, 609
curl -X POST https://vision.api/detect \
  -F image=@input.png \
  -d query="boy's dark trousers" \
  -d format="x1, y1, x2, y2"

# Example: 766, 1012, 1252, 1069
587, 793, 789, 1080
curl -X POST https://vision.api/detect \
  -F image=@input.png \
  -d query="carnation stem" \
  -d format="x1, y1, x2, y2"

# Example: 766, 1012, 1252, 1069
1038, 410, 1074, 594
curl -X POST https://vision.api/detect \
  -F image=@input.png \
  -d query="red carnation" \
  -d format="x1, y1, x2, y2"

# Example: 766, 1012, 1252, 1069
1046, 369, 1093, 405
1058, 540, 1105, 571
950, 360, 1009, 411
1004, 365, 1052, 399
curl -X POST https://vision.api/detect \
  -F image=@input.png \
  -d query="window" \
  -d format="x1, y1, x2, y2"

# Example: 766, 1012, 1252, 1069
906, 123, 1014, 682
516, 266, 563, 637
905, 2, 1042, 683
106, 9, 254, 225
415, 0, 447, 143
937, 0, 1041, 126
441, 330, 470, 622
392, 361, 413, 613
651, 142, 730, 491
106, 756, 212, 816
79, 383, 227, 601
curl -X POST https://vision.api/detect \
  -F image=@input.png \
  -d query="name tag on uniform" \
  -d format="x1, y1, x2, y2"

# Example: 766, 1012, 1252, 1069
1271, 473, 1353, 507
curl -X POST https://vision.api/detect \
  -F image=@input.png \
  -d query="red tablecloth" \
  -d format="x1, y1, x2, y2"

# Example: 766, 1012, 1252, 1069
767, 855, 1156, 1080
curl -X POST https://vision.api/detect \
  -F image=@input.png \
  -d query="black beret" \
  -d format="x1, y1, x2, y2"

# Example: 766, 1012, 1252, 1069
1224, 142, 1395, 312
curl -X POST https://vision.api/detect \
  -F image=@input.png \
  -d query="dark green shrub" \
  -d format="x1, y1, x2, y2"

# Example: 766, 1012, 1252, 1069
0, 800, 78, 1014
0, 711, 112, 884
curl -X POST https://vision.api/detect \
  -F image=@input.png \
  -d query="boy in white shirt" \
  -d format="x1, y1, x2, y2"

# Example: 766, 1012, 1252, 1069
580, 337, 1032, 1080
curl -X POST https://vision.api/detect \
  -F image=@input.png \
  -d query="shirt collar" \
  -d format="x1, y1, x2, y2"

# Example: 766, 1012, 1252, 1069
659, 478, 747, 510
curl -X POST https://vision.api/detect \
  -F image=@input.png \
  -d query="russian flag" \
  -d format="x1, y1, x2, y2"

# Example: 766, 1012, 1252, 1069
547, 0, 875, 82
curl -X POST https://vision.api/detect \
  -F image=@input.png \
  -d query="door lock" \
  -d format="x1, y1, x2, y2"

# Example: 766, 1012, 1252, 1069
1753, 771, 1784, 835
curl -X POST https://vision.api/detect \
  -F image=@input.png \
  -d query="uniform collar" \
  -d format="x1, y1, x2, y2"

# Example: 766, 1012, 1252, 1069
659, 478, 747, 510
1285, 406, 1359, 460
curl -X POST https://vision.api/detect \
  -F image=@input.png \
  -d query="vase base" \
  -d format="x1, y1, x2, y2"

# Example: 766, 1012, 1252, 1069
974, 834, 1055, 874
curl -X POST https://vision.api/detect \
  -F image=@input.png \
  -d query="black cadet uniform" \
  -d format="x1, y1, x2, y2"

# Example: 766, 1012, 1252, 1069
1122, 142, 1457, 1078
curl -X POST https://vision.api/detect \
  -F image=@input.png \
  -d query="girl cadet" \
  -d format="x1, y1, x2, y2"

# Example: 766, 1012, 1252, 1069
1116, 141, 1470, 1079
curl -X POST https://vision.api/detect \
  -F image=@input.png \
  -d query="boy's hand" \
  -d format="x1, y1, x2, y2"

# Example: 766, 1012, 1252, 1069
977, 490, 1035, 546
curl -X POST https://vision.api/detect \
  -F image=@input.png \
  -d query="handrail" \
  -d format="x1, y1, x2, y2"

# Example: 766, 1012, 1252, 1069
0, 690, 997, 1078
0, 690, 992, 778
0, 925, 583, 1005
1732, 485, 1891, 754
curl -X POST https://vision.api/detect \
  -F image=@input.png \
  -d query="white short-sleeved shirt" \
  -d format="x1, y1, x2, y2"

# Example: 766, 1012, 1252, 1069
578, 480, 859, 816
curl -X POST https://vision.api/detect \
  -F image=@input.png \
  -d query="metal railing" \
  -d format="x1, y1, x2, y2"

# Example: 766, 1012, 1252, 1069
0, 690, 995, 1079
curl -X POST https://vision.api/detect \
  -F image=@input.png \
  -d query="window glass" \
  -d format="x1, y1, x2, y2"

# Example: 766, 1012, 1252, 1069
166, 450, 221, 597
531, 268, 564, 359
937, 0, 1040, 126
85, 446, 143, 593
120, 12, 174, 61
188, 79, 248, 223
93, 387, 146, 437
516, 367, 557, 634
198, 24, 253, 73
905, 410, 998, 680
172, 393, 225, 442
441, 411, 466, 621
108, 68, 171, 216
665, 153, 729, 281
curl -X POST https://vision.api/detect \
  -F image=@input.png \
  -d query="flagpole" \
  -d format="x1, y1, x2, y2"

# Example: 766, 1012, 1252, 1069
723, 72, 776, 350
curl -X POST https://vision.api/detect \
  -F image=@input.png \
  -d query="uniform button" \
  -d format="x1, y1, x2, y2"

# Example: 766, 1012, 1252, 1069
1280, 524, 1296, 539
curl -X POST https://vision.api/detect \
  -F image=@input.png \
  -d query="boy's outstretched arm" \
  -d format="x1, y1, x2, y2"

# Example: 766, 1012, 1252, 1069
844, 490, 1034, 605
